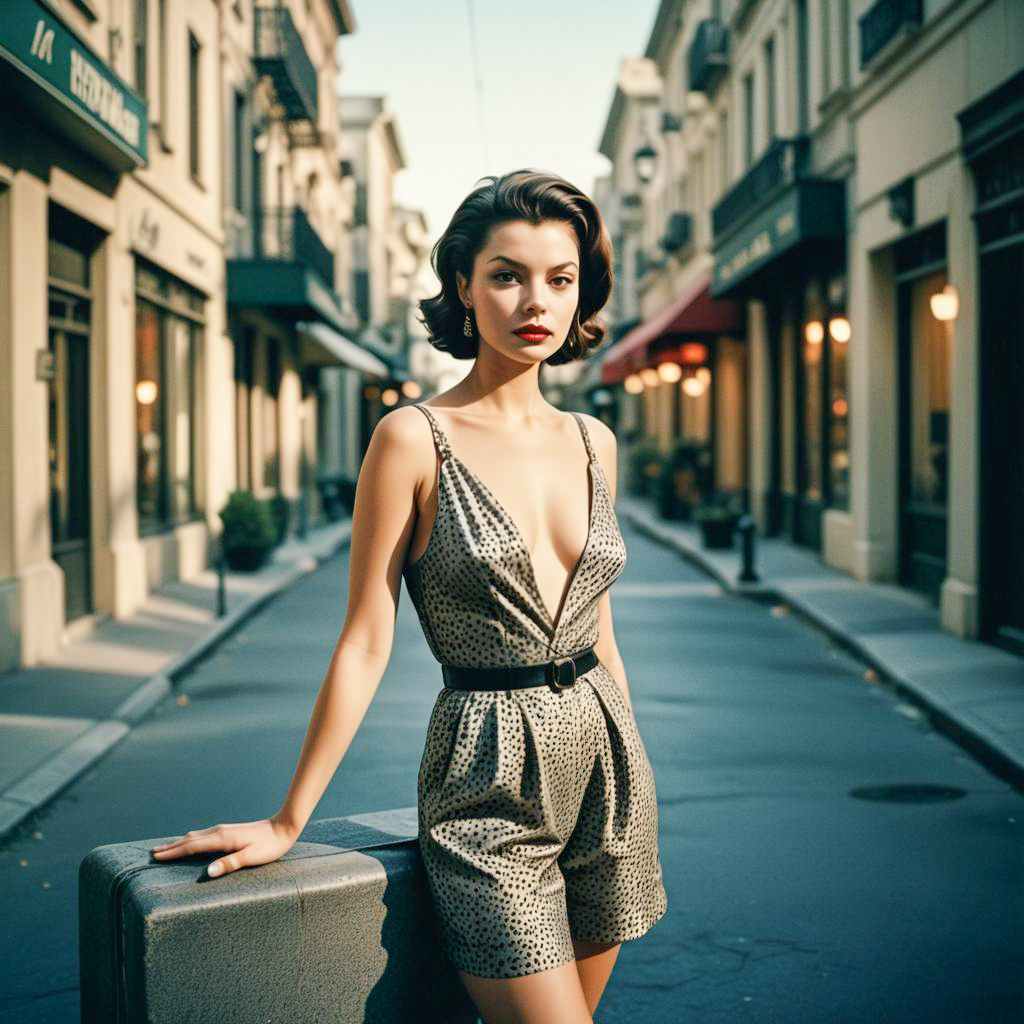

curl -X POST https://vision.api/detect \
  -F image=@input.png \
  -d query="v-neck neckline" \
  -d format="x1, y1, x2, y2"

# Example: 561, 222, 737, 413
407, 406, 599, 642
448, 452, 597, 639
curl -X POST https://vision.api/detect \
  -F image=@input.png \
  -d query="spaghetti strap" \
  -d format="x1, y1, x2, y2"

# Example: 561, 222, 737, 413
413, 404, 451, 461
570, 411, 597, 465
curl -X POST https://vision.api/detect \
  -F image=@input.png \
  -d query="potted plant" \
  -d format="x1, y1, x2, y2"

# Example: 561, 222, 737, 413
218, 490, 277, 571
268, 493, 292, 546
693, 494, 744, 549
627, 439, 663, 497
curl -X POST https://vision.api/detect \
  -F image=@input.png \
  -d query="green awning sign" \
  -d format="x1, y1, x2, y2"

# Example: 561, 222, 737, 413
1, 0, 147, 167
711, 178, 845, 297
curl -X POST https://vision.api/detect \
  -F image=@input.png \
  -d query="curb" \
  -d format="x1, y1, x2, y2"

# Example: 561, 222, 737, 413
0, 530, 353, 844
623, 506, 1024, 793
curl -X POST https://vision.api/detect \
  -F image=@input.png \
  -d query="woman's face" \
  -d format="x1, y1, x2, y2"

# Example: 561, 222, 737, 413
456, 218, 581, 363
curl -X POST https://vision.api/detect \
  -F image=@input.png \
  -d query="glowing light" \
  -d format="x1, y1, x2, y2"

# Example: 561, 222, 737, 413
639, 367, 660, 387
657, 361, 682, 382
696, 367, 711, 387
381, 388, 400, 406
929, 284, 959, 322
682, 375, 706, 397
828, 316, 851, 343
136, 380, 158, 405
804, 320, 824, 345
624, 374, 644, 394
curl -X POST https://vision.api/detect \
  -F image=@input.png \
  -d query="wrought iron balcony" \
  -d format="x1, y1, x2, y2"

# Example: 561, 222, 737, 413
712, 136, 810, 240
687, 18, 728, 93
859, 0, 923, 69
229, 206, 333, 289
660, 212, 693, 253
254, 5, 318, 123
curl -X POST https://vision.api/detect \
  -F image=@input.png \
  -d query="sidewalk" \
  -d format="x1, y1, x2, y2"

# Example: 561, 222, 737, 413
620, 496, 1024, 791
0, 520, 353, 843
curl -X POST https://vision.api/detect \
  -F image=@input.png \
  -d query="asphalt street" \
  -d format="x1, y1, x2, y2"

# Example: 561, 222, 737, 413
1, 521, 1021, 1023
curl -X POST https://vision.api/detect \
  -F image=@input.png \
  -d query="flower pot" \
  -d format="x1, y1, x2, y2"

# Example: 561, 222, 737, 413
224, 544, 272, 571
698, 516, 739, 549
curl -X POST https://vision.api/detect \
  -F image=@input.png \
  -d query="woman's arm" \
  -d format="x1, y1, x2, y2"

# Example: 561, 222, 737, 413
584, 416, 635, 718
273, 407, 429, 838
152, 407, 429, 875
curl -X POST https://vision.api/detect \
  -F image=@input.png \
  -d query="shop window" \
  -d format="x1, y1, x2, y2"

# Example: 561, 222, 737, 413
907, 269, 950, 507
263, 342, 280, 490
800, 282, 825, 502
828, 313, 851, 509
135, 259, 204, 534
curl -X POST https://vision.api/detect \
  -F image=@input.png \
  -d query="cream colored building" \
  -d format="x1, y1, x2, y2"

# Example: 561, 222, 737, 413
0, 0, 387, 671
595, 0, 1024, 651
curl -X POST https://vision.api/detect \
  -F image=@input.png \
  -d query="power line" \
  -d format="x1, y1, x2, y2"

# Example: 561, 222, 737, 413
464, 0, 490, 168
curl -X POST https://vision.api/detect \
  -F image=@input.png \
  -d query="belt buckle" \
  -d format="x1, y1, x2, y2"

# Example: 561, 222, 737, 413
548, 655, 577, 691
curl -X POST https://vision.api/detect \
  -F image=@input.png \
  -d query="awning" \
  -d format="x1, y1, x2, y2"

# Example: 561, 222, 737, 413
296, 321, 390, 377
599, 270, 744, 384
0, 0, 148, 171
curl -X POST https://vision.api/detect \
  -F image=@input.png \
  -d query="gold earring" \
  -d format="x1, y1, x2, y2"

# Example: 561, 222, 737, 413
463, 309, 473, 337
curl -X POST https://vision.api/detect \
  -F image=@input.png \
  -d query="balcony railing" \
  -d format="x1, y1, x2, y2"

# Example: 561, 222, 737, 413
660, 212, 693, 253
229, 206, 334, 289
254, 6, 318, 123
858, 0, 923, 69
712, 136, 810, 240
687, 18, 728, 93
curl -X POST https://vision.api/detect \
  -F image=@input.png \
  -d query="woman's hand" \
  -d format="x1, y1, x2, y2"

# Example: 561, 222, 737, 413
150, 816, 299, 878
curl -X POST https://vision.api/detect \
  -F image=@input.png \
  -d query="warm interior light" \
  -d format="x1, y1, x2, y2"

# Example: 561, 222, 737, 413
658, 361, 682, 382
828, 316, 851, 343
136, 380, 158, 405
929, 284, 959, 322
804, 320, 824, 345
681, 375, 706, 397
380, 388, 400, 406
639, 367, 660, 387
695, 367, 712, 387
401, 379, 423, 399
623, 374, 644, 394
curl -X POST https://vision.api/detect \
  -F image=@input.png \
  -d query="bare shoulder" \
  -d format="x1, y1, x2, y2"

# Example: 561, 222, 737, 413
576, 412, 617, 460
362, 405, 434, 492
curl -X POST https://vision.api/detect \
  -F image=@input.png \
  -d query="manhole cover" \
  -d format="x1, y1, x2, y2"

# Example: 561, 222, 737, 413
849, 784, 967, 803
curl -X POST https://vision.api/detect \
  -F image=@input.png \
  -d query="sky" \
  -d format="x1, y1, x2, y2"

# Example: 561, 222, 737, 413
334, 0, 663, 249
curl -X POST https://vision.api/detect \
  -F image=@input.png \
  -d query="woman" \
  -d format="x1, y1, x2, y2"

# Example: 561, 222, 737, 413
151, 169, 668, 1023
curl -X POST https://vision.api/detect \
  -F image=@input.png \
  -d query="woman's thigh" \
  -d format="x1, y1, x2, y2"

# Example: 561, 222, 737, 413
457, 959, 594, 1024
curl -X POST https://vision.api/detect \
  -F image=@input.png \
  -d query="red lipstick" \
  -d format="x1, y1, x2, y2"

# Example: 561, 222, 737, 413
513, 323, 552, 341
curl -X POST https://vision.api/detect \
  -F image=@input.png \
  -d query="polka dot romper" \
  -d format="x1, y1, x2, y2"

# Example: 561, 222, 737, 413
403, 403, 668, 980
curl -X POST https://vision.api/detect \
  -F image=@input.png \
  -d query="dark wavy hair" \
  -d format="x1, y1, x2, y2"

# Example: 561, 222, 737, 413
417, 169, 613, 365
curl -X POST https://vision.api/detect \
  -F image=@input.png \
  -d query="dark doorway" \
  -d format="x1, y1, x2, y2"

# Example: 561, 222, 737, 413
979, 239, 1024, 653
895, 223, 949, 603
47, 207, 99, 622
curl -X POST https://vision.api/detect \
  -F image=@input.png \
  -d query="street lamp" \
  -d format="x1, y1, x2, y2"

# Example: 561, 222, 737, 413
633, 141, 658, 184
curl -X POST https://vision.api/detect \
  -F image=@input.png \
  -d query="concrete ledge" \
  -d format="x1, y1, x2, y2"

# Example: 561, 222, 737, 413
79, 808, 478, 1024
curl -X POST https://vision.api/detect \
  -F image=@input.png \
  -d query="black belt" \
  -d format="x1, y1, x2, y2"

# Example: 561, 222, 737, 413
441, 645, 598, 693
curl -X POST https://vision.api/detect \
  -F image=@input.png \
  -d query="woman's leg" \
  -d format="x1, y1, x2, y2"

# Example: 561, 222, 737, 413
572, 938, 621, 1015
457, 959, 594, 1024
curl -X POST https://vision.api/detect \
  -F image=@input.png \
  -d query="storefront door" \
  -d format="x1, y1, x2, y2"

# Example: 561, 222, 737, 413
979, 239, 1024, 653
895, 224, 950, 603
47, 306, 92, 622
47, 208, 100, 623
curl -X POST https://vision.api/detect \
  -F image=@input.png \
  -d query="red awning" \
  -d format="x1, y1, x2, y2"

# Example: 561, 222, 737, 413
599, 270, 745, 384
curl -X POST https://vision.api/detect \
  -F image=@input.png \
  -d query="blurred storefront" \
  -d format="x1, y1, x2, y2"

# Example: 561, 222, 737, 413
709, 135, 849, 552
599, 269, 747, 500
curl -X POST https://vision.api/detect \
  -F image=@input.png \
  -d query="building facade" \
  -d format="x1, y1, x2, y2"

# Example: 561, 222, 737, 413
594, 0, 1024, 651
0, 0, 413, 671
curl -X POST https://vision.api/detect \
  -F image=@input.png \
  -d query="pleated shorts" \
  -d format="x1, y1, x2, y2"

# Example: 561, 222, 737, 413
416, 660, 669, 979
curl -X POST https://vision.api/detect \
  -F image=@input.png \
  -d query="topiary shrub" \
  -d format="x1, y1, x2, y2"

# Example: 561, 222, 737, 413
218, 490, 277, 571
268, 493, 291, 546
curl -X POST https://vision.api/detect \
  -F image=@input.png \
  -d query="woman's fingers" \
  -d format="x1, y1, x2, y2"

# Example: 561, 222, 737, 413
151, 827, 234, 859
